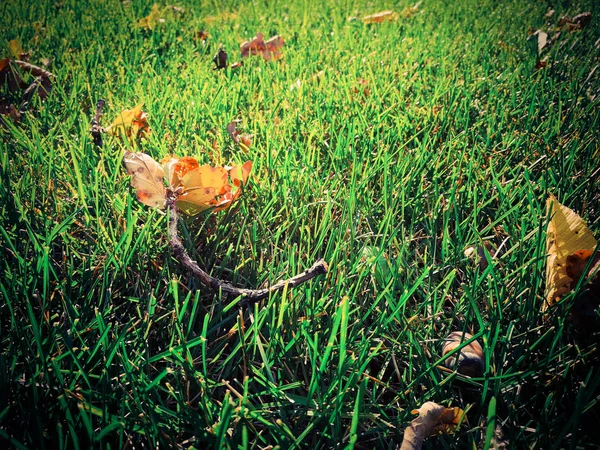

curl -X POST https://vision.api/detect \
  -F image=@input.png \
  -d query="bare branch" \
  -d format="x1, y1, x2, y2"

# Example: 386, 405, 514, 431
167, 198, 328, 306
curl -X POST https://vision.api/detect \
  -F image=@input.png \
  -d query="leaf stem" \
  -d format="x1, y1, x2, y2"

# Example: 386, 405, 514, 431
166, 198, 328, 306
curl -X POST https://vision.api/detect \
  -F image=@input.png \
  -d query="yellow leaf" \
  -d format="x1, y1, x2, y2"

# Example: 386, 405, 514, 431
544, 194, 598, 310
138, 4, 162, 30
8, 39, 23, 58
401, 402, 465, 450
123, 152, 166, 209
106, 105, 151, 140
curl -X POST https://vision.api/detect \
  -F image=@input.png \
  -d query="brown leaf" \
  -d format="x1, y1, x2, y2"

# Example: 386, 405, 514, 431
213, 48, 228, 70
0, 102, 21, 123
226, 120, 253, 151
0, 58, 25, 92
400, 402, 464, 450
560, 12, 592, 30
441, 332, 484, 377
241, 33, 284, 61
362, 11, 399, 24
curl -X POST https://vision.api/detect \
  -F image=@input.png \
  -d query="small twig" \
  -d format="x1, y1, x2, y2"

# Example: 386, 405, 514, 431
167, 197, 328, 306
90, 99, 105, 147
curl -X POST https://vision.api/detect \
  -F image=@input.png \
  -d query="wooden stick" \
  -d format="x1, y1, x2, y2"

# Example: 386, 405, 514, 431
166, 197, 328, 306
90, 99, 105, 147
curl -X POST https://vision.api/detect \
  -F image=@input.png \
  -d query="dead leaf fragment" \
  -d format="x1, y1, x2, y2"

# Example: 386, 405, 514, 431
400, 402, 464, 450
545, 9, 555, 19
213, 48, 228, 70
544, 194, 598, 309
560, 12, 592, 30
226, 120, 253, 151
533, 30, 548, 53
0, 102, 21, 123
362, 11, 398, 24
240, 32, 285, 61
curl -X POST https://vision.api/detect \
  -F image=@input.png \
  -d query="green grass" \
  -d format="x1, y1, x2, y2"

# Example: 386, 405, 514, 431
1, 0, 600, 448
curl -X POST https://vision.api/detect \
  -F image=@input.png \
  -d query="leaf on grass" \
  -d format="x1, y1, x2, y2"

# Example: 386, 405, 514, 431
213, 48, 228, 70
0, 102, 21, 123
240, 33, 285, 61
532, 30, 548, 53
0, 58, 25, 92
441, 332, 484, 377
560, 12, 592, 31
123, 152, 166, 209
544, 194, 598, 310
362, 11, 399, 24
138, 4, 163, 29
8, 39, 24, 58
400, 402, 464, 450
106, 106, 151, 140
226, 120, 252, 151
124, 152, 252, 216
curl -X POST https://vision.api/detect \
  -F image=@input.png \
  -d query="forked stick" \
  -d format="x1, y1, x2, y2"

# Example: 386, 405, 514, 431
166, 197, 328, 306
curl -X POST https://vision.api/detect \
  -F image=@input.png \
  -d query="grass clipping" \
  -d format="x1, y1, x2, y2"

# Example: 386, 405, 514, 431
400, 402, 464, 450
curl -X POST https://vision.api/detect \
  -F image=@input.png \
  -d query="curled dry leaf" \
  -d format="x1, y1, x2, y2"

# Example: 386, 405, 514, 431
213, 47, 228, 70
106, 105, 151, 140
400, 402, 464, 450
441, 331, 484, 377
362, 11, 399, 24
123, 152, 252, 216
544, 194, 598, 310
240, 32, 285, 61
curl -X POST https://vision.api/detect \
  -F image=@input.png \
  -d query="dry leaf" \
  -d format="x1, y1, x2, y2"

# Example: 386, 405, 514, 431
226, 120, 253, 151
8, 39, 24, 58
123, 152, 166, 209
400, 402, 464, 450
0, 58, 25, 92
544, 194, 598, 310
124, 152, 252, 216
213, 48, 228, 70
138, 4, 163, 30
560, 12, 592, 30
240, 33, 285, 61
362, 11, 399, 24
533, 30, 548, 53
441, 332, 484, 377
0, 102, 21, 123
545, 9, 555, 19
106, 106, 151, 140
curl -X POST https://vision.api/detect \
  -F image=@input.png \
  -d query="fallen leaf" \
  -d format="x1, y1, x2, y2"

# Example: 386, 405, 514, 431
106, 105, 151, 140
560, 12, 592, 30
240, 33, 285, 61
441, 332, 484, 377
400, 402, 464, 450
196, 30, 209, 42
0, 102, 21, 123
138, 4, 163, 30
544, 194, 598, 310
123, 152, 166, 209
0, 58, 25, 92
8, 39, 24, 58
566, 249, 600, 285
125, 152, 252, 216
533, 30, 548, 53
545, 9, 555, 19
400, 2, 422, 19
226, 120, 253, 151
213, 48, 228, 70
362, 11, 398, 24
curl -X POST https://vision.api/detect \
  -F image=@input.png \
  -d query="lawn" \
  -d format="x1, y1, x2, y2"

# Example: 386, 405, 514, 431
1, 0, 600, 448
